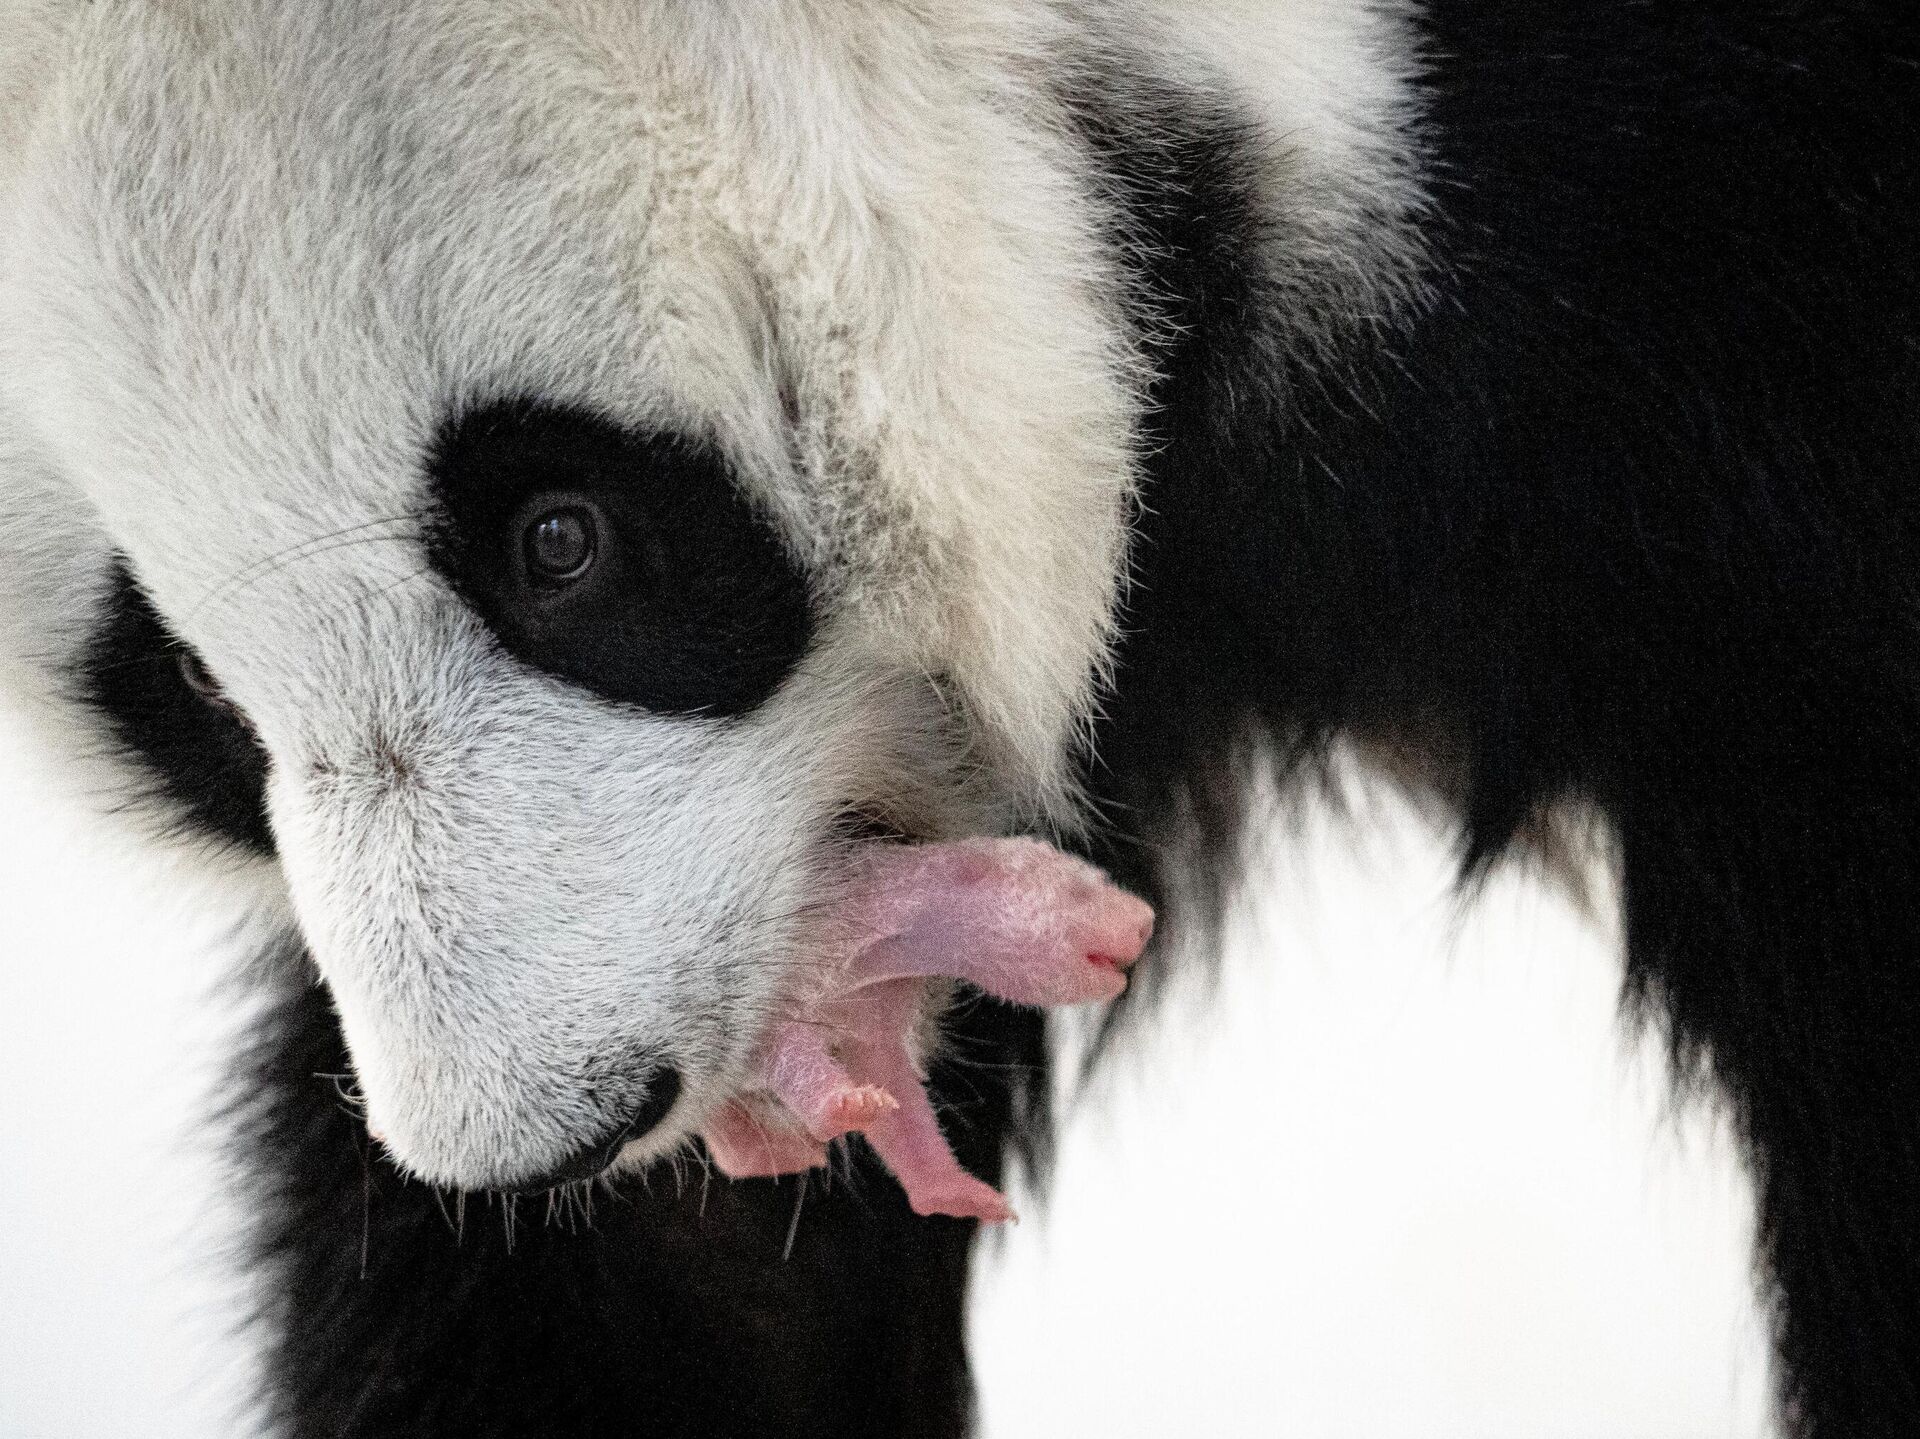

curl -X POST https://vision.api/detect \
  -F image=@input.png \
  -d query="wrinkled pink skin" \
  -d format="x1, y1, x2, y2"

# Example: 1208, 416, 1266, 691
701, 838, 1155, 1222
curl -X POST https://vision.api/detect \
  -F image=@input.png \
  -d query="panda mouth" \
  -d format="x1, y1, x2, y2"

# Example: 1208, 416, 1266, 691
495, 1070, 685, 1195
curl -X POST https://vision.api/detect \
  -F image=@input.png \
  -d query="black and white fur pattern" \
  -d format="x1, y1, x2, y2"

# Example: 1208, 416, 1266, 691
2, 3, 1915, 1434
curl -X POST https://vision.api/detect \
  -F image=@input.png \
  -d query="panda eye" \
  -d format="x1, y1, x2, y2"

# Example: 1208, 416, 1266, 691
428, 403, 814, 716
523, 506, 598, 584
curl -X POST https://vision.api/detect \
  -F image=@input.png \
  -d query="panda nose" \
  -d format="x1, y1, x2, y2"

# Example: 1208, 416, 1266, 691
496, 1067, 683, 1194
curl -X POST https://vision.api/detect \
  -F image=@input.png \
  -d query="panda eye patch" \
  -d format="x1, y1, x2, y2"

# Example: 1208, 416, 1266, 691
427, 400, 814, 717
75, 565, 272, 854
523, 505, 598, 585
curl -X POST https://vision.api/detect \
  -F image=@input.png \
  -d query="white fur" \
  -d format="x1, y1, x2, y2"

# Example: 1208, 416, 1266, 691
1127, 0, 1429, 327
0, 1, 1422, 1187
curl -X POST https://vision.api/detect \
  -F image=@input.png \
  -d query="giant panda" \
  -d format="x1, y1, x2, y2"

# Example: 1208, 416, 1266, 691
1, 3, 1915, 1435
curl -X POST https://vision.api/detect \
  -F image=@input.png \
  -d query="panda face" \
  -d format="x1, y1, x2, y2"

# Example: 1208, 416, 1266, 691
0, 2, 1141, 1189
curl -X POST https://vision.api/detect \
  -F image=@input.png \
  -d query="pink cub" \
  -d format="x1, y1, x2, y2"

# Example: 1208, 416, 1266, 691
701, 838, 1155, 1221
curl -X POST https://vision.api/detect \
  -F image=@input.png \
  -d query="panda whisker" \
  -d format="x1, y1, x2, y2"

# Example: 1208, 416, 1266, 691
205, 533, 426, 622
184, 512, 428, 624
782, 1171, 808, 1261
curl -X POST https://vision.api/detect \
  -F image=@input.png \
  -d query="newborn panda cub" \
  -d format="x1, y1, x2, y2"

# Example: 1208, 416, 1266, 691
702, 839, 1155, 1221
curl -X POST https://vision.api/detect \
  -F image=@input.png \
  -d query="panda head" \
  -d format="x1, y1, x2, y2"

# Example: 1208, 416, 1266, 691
0, 3, 1141, 1189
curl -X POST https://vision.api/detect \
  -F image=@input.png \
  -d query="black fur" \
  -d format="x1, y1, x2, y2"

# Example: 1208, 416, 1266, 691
79, 5, 1920, 1434
236, 945, 1036, 1439
426, 400, 815, 718
76, 562, 273, 854
1079, 4, 1920, 1434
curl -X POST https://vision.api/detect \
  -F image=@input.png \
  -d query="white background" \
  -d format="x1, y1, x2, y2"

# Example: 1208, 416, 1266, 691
0, 710, 1774, 1438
